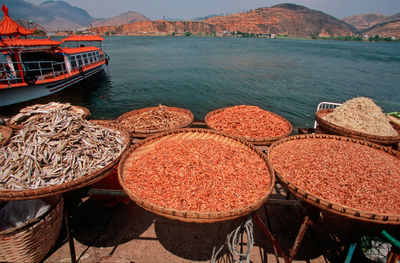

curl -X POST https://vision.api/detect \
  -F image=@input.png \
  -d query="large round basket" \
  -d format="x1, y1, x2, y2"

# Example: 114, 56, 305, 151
315, 109, 400, 146
117, 106, 194, 138
118, 128, 275, 223
267, 134, 400, 225
0, 195, 63, 262
0, 121, 131, 201
0, 125, 12, 146
205, 106, 292, 146
6, 104, 91, 130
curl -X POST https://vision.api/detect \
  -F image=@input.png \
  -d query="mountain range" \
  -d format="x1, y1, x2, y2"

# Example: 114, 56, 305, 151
1, 0, 399, 38
342, 12, 400, 38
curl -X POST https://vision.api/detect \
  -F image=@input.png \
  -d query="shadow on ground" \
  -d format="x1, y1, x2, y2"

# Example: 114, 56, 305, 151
71, 199, 155, 247
154, 215, 241, 261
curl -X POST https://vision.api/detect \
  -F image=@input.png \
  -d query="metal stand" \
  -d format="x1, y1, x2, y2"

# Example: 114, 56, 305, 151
64, 208, 76, 263
252, 211, 313, 263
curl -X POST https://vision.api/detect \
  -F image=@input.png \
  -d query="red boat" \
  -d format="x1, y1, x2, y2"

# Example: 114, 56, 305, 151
0, 4, 109, 107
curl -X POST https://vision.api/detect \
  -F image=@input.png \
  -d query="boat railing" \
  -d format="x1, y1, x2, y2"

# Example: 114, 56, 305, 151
25, 61, 69, 81
0, 54, 106, 86
0, 60, 68, 85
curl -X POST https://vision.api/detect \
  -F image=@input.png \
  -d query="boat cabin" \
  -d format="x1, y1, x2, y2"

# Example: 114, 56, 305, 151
0, 5, 107, 89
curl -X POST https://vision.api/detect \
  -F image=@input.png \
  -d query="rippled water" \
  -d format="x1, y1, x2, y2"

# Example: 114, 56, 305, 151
2, 36, 400, 129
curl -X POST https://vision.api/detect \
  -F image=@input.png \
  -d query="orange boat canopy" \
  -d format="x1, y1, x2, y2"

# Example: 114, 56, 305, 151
62, 35, 104, 42
0, 4, 35, 37
59, 46, 100, 54
0, 38, 61, 48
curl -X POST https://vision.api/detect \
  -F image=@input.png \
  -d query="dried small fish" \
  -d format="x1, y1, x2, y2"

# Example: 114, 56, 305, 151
9, 102, 87, 125
0, 108, 126, 190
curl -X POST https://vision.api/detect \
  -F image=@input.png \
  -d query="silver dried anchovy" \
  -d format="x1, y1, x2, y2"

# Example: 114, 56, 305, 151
0, 109, 126, 190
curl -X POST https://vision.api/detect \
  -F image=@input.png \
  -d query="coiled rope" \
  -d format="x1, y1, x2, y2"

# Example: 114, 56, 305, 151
211, 216, 254, 263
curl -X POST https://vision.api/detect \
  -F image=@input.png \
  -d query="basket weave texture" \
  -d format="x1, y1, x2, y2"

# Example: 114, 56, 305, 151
118, 128, 275, 223
315, 109, 400, 146
0, 125, 12, 146
117, 106, 194, 138
205, 106, 292, 146
268, 134, 400, 225
0, 121, 131, 201
0, 195, 63, 262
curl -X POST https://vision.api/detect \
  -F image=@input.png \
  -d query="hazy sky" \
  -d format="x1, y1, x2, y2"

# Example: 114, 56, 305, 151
24, 0, 400, 20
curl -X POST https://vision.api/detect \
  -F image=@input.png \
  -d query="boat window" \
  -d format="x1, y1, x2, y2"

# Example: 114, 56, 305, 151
88, 53, 93, 63
76, 55, 83, 66
70, 56, 77, 68
82, 53, 88, 65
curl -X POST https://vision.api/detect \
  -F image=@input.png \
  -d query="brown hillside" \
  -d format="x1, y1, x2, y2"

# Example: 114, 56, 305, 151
205, 4, 354, 37
363, 20, 400, 38
91, 3, 354, 37
342, 13, 388, 31
91, 20, 217, 36
92, 11, 150, 27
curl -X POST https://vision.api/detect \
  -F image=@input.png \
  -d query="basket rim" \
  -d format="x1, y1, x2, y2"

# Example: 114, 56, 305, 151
0, 125, 13, 146
118, 128, 275, 223
315, 108, 400, 145
267, 133, 400, 225
0, 195, 63, 235
117, 106, 194, 135
0, 121, 131, 201
204, 106, 293, 146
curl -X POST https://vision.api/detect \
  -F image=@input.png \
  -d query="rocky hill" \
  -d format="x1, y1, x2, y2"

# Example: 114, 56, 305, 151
1, 0, 95, 31
91, 3, 355, 37
205, 4, 355, 37
91, 20, 217, 36
0, 0, 151, 32
92, 11, 150, 27
342, 12, 400, 37
362, 20, 400, 38
342, 13, 388, 31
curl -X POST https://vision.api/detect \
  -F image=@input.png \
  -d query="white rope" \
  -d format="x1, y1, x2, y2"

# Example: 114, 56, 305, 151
227, 216, 254, 263
211, 216, 255, 263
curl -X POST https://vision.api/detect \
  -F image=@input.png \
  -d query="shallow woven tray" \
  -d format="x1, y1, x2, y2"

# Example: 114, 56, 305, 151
118, 128, 275, 223
0, 195, 63, 262
0, 121, 131, 201
268, 134, 400, 225
315, 109, 400, 146
205, 106, 292, 146
6, 105, 91, 130
0, 125, 12, 146
117, 106, 194, 138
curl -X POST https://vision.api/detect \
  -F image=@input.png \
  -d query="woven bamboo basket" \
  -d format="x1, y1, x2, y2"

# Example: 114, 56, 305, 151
267, 134, 400, 225
315, 109, 400, 146
6, 104, 91, 130
387, 116, 400, 149
205, 106, 292, 146
0, 125, 12, 146
0, 195, 63, 262
117, 106, 194, 138
0, 121, 131, 201
118, 128, 275, 223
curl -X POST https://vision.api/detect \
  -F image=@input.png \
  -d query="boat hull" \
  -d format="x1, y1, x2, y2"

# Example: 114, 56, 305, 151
0, 65, 104, 107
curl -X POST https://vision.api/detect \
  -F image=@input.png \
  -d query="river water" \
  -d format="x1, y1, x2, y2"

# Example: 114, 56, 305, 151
1, 36, 400, 129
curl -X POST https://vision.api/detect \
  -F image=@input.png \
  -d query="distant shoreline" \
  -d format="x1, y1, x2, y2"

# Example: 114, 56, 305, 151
45, 31, 399, 42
